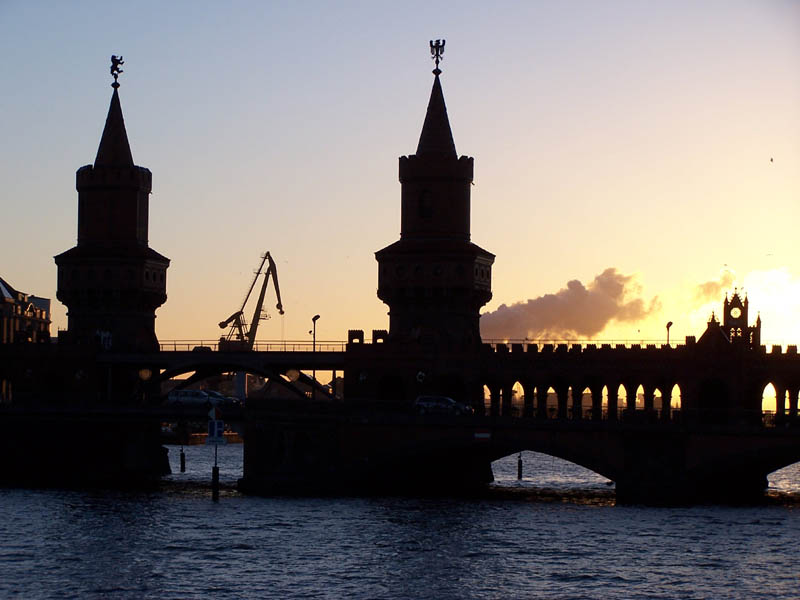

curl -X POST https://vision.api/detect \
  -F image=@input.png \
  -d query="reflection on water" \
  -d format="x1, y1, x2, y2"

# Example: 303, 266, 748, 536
0, 444, 798, 599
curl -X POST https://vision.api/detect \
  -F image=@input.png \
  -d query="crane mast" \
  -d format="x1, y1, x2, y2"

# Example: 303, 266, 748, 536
218, 252, 284, 351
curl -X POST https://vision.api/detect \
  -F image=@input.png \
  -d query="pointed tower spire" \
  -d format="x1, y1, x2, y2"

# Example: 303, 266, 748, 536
416, 40, 457, 158
94, 87, 134, 167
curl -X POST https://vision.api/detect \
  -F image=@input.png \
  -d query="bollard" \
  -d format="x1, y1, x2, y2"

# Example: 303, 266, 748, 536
179, 447, 186, 473
517, 453, 523, 480
212, 465, 220, 501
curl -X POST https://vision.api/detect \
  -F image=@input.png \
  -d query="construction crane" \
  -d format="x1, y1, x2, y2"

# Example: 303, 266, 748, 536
218, 252, 284, 351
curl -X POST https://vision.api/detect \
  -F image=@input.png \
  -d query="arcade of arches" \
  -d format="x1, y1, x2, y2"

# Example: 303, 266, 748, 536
483, 382, 683, 421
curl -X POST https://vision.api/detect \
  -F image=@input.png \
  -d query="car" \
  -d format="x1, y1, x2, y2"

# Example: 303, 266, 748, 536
166, 389, 241, 409
413, 395, 474, 416
206, 390, 242, 408
166, 389, 212, 407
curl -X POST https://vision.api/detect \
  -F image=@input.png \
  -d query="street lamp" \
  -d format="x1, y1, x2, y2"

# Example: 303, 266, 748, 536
666, 321, 673, 346
311, 314, 320, 400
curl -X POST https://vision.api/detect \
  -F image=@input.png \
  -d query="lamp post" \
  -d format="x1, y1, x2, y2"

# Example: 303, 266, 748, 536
311, 314, 320, 400
666, 321, 673, 346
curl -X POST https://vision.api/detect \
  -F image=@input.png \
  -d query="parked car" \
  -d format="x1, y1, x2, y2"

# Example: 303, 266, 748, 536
206, 390, 242, 408
166, 389, 241, 409
413, 395, 474, 416
167, 389, 212, 407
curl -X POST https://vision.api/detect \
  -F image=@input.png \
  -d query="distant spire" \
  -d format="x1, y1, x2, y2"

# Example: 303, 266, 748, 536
94, 56, 134, 167
416, 40, 457, 158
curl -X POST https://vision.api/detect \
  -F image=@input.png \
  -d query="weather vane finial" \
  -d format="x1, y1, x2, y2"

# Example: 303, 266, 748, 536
110, 55, 124, 89
429, 39, 445, 75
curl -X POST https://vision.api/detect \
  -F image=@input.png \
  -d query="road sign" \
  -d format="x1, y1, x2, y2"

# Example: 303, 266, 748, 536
207, 419, 226, 445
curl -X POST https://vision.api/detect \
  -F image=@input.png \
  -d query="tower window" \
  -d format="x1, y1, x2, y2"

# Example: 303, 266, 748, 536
418, 190, 433, 218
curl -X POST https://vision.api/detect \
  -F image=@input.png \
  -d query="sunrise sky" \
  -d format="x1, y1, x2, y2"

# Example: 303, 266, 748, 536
2, 1, 798, 346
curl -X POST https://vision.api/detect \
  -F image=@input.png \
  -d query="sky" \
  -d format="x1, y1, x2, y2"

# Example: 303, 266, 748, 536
1, 1, 799, 346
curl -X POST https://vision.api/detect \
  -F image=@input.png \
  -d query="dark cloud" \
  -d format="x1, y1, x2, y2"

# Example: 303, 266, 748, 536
695, 270, 735, 302
480, 268, 661, 340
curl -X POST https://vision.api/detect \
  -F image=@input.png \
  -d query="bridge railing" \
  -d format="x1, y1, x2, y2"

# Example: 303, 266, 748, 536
158, 340, 348, 352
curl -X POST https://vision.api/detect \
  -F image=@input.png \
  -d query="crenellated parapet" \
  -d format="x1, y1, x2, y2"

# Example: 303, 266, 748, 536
76, 164, 152, 192
399, 154, 473, 182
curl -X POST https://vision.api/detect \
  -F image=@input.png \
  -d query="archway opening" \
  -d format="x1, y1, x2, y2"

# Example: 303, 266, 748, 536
617, 384, 627, 412
581, 386, 592, 419
491, 451, 613, 494
635, 384, 645, 410
483, 384, 491, 414
762, 383, 777, 416
670, 383, 682, 410
546, 386, 557, 418
511, 381, 524, 417
653, 388, 663, 416
768, 461, 800, 494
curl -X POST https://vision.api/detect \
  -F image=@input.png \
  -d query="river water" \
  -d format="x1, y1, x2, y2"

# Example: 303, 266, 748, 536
1, 445, 798, 599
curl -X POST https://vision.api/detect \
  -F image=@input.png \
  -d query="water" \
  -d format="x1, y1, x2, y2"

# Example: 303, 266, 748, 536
1, 445, 798, 599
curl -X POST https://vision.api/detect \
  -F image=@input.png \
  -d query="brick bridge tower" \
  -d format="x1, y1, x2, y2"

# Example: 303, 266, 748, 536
55, 58, 169, 352
347, 42, 494, 408
375, 42, 494, 347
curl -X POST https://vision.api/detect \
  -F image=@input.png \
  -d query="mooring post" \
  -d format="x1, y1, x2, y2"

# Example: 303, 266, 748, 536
211, 444, 219, 501
179, 446, 186, 473
517, 453, 523, 480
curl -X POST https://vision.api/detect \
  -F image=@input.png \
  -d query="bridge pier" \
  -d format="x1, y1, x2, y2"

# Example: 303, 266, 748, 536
239, 409, 495, 495
489, 385, 501, 417
591, 385, 603, 421
523, 382, 534, 418
607, 386, 619, 421
556, 385, 568, 420
571, 386, 582, 421
502, 383, 514, 417
776, 384, 787, 425
661, 388, 672, 422
536, 385, 548, 419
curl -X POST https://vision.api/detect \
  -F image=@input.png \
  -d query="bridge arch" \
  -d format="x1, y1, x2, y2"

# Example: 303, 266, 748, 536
510, 381, 524, 417
491, 450, 612, 489
578, 385, 591, 420
546, 385, 558, 419
635, 384, 645, 410
762, 382, 777, 414
617, 384, 628, 414
670, 383, 682, 410
156, 359, 311, 401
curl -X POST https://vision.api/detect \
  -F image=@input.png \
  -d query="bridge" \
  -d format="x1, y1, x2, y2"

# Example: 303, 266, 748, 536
3, 330, 800, 502
4, 50, 798, 503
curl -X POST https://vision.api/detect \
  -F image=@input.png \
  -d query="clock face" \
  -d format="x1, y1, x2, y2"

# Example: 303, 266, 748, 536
730, 307, 742, 319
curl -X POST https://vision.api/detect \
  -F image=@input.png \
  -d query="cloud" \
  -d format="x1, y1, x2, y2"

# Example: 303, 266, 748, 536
480, 268, 661, 340
695, 269, 735, 302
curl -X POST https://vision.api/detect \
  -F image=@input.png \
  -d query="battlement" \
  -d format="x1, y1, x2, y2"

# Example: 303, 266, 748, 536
399, 154, 473, 182
76, 164, 152, 192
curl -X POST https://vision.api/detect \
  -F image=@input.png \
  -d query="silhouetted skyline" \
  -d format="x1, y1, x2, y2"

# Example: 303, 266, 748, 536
1, 1, 798, 344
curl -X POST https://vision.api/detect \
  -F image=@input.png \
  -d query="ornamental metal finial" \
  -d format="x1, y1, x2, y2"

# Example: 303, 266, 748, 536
429, 39, 445, 75
110, 55, 124, 89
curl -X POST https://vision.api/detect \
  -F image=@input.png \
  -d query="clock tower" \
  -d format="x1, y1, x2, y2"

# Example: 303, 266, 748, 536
722, 290, 761, 348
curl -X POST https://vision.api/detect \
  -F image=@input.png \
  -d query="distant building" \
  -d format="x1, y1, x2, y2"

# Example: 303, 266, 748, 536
0, 275, 51, 344
1, 276, 50, 403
